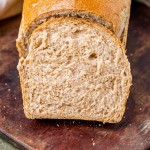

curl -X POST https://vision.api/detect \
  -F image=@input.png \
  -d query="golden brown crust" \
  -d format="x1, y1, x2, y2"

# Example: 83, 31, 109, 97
23, 0, 131, 37
17, 0, 131, 57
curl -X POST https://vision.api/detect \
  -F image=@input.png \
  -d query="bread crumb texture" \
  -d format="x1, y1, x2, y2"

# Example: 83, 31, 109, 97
18, 18, 132, 123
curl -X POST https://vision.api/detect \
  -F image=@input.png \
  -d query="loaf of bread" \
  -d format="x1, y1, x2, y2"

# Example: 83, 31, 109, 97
17, 0, 132, 123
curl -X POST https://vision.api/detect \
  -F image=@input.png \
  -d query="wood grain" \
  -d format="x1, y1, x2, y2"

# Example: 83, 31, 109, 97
0, 2, 150, 150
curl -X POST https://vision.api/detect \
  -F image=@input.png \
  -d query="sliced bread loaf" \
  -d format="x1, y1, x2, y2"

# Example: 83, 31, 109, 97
17, 0, 132, 123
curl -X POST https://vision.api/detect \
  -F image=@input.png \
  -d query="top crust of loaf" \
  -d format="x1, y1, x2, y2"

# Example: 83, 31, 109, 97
22, 0, 131, 37
17, 0, 131, 57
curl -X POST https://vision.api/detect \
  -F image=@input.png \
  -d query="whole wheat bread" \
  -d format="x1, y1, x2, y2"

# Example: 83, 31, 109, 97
17, 0, 132, 123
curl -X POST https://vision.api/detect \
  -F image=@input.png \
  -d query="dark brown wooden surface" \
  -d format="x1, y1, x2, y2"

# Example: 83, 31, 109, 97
0, 2, 150, 150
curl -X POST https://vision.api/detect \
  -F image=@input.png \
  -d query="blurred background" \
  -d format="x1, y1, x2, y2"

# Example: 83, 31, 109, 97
0, 0, 23, 20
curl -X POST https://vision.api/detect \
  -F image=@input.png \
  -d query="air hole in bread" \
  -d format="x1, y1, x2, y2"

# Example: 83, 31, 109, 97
89, 53, 97, 60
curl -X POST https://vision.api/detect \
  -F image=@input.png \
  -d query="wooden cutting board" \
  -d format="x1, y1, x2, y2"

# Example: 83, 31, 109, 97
0, 2, 150, 150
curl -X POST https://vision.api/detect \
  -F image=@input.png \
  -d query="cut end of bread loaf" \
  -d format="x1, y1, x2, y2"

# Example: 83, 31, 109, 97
18, 18, 132, 123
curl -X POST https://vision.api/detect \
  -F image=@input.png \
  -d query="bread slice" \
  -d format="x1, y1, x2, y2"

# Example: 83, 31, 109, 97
18, 18, 132, 123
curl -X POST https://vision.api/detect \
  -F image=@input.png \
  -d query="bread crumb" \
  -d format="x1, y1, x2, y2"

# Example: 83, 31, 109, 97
92, 142, 95, 146
91, 138, 95, 146
130, 53, 133, 57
